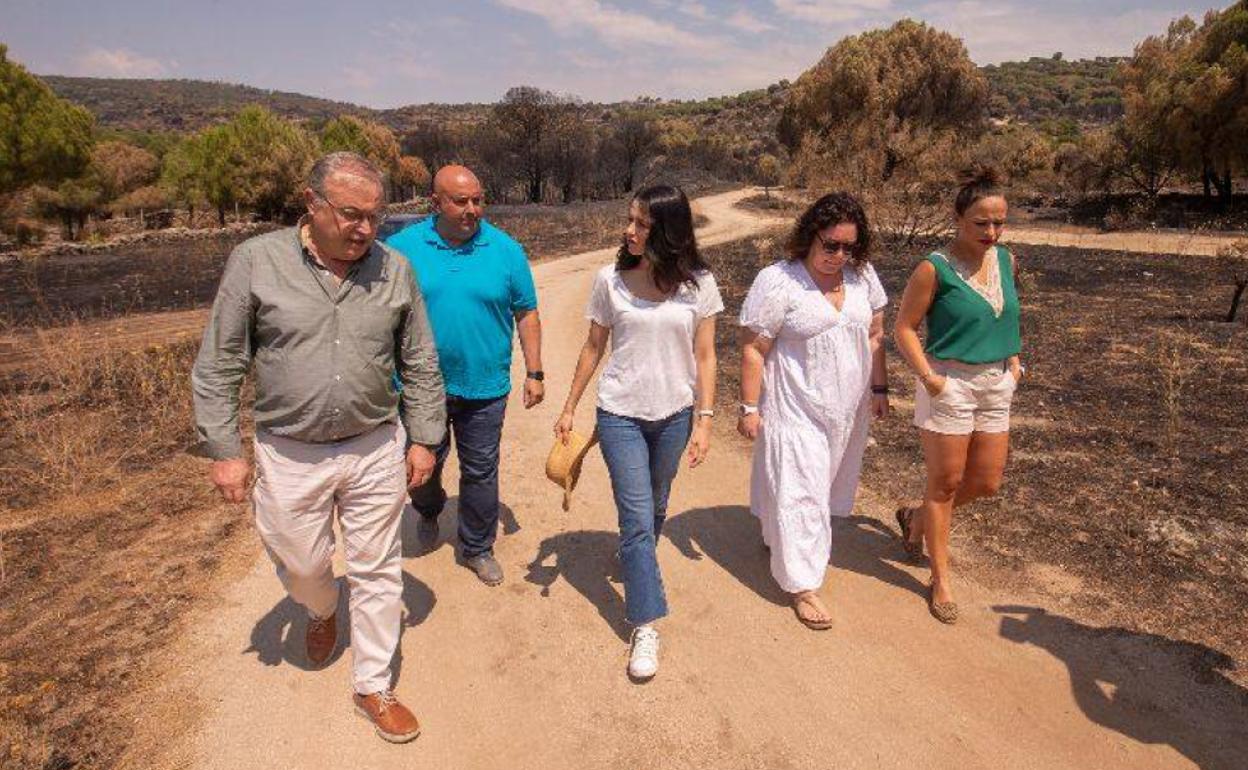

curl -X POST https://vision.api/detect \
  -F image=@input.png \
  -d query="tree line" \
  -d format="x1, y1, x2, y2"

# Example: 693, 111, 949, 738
1, 45, 771, 243
778, 2, 1247, 247
3, 2, 1246, 245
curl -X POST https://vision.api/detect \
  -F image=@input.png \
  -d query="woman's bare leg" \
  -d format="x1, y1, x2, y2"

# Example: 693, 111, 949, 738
920, 430, 972, 604
909, 430, 1009, 544
954, 431, 1010, 506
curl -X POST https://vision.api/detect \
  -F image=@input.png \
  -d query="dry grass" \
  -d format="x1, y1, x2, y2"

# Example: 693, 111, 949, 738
486, 200, 625, 262
0, 328, 250, 770
0, 231, 260, 330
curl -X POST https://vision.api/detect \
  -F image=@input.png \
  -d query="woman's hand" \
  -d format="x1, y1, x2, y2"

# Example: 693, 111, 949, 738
921, 372, 948, 397
554, 410, 574, 444
737, 412, 761, 440
1009, 362, 1024, 385
871, 393, 890, 419
688, 419, 712, 468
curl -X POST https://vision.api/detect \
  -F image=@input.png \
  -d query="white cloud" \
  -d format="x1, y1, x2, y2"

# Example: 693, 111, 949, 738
495, 0, 721, 53
918, 1, 1184, 64
681, 2, 712, 20
725, 9, 777, 33
772, 0, 894, 25
73, 47, 169, 78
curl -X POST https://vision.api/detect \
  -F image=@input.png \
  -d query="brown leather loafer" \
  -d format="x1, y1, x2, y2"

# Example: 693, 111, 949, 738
354, 690, 421, 743
306, 612, 337, 668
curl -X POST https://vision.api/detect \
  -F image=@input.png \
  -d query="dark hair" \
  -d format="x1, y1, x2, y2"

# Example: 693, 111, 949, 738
785, 192, 872, 269
616, 185, 709, 294
954, 164, 1005, 216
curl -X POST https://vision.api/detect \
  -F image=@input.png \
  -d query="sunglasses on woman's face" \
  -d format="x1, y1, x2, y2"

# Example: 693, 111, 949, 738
815, 233, 859, 257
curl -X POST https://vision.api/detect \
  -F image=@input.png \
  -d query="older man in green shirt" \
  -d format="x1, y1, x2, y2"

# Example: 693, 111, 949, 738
192, 151, 443, 744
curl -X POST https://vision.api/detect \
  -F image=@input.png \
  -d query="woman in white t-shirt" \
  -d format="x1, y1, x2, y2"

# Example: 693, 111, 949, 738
554, 185, 723, 682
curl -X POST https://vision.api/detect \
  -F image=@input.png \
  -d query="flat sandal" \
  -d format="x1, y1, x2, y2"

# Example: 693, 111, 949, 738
894, 506, 925, 561
927, 583, 959, 625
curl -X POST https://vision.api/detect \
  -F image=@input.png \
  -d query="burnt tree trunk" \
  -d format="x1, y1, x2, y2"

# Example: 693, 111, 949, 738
1228, 280, 1247, 323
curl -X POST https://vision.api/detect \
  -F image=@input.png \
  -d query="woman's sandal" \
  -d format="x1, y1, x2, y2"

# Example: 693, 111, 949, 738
894, 506, 925, 561
927, 583, 959, 625
792, 593, 833, 631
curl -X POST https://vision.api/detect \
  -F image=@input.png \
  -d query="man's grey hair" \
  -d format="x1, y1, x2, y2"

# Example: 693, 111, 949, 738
307, 151, 385, 196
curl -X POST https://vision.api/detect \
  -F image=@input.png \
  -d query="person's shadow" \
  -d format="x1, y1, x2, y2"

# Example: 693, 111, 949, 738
827, 515, 927, 598
244, 570, 436, 679
525, 529, 630, 641
400, 498, 520, 558
663, 508, 926, 605
664, 505, 787, 606
994, 605, 1248, 770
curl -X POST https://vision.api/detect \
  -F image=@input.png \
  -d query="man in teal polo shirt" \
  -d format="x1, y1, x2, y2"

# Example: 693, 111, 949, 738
386, 165, 543, 585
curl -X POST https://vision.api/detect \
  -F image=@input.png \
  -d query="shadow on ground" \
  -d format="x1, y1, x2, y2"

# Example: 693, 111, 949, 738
400, 499, 520, 558
664, 508, 927, 606
243, 571, 436, 674
525, 530, 629, 641
665, 505, 786, 606
994, 605, 1248, 770
828, 515, 927, 599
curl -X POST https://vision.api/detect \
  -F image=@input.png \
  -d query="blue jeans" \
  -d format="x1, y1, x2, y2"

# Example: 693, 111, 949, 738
596, 407, 693, 626
409, 395, 507, 559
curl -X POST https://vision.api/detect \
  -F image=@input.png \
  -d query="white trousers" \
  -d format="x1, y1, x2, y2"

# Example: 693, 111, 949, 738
252, 421, 406, 695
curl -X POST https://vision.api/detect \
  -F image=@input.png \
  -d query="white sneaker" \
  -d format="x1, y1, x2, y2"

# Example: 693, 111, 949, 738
628, 625, 660, 680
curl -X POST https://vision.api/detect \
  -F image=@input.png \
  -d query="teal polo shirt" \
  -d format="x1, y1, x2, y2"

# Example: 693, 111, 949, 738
385, 216, 538, 400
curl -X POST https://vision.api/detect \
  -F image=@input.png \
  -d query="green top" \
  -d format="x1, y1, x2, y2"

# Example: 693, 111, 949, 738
923, 245, 1021, 364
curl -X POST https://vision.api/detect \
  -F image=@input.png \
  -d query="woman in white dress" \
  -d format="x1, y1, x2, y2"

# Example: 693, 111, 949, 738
737, 193, 890, 630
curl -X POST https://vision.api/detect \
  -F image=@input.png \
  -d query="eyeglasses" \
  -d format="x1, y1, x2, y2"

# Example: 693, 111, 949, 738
314, 190, 387, 228
815, 233, 860, 257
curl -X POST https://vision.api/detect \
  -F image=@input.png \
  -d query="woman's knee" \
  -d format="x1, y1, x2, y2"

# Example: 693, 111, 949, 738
963, 473, 1003, 500
927, 472, 963, 501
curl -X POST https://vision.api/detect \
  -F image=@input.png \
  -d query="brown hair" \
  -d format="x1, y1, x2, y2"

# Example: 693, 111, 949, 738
785, 192, 872, 269
954, 164, 1005, 216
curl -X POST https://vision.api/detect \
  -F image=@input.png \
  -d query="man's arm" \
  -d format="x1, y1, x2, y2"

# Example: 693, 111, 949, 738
397, 273, 447, 448
510, 242, 543, 409
515, 308, 543, 409
191, 244, 255, 502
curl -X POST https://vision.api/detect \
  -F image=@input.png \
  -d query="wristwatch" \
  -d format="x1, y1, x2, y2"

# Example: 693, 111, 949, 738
526, 370, 545, 382
739, 403, 759, 416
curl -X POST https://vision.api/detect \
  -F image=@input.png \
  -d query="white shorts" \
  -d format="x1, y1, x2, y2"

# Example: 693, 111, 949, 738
913, 357, 1017, 435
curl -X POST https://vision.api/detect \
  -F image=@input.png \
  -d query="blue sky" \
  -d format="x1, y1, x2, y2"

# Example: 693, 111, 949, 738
1, 0, 1224, 107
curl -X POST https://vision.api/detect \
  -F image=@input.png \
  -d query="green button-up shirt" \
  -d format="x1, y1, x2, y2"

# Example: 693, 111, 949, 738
191, 225, 446, 460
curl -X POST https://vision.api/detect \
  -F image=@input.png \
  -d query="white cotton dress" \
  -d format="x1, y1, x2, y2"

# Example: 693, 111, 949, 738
740, 259, 888, 593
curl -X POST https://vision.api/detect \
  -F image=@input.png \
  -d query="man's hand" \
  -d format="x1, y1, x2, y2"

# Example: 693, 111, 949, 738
523, 377, 545, 409
211, 458, 252, 504
406, 444, 436, 490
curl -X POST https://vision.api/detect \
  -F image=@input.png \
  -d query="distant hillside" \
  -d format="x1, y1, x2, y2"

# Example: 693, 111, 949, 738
41, 76, 380, 131
43, 53, 1123, 140
982, 54, 1124, 125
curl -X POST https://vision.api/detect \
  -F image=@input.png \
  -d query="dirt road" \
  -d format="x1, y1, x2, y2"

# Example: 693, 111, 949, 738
127, 189, 1244, 770
1001, 225, 1243, 257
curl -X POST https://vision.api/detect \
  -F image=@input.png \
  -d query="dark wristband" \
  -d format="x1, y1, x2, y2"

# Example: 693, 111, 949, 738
526, 370, 545, 382
871, 385, 890, 395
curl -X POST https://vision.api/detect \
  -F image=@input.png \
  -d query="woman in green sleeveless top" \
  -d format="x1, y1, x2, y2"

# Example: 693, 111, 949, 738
892, 166, 1025, 624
